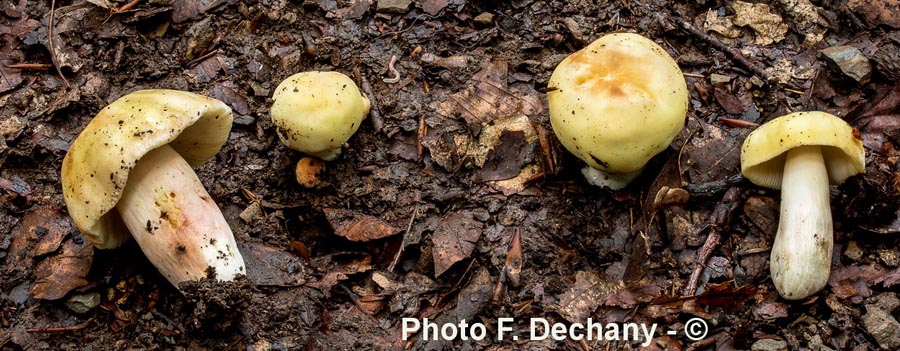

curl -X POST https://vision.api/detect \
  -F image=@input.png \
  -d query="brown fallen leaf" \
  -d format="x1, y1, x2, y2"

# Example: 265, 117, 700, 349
556, 271, 622, 323
432, 211, 483, 277
431, 58, 543, 128
828, 264, 889, 299
240, 242, 306, 287
172, 0, 229, 23
732, 1, 789, 45
846, 0, 900, 28
306, 254, 373, 293
30, 236, 93, 300
323, 208, 401, 242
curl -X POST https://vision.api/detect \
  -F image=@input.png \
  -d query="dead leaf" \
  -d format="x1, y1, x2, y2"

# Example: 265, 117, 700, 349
733, 1, 789, 45
704, 9, 741, 38
240, 242, 306, 286
556, 271, 622, 323
847, 0, 900, 28
30, 235, 93, 300
172, 0, 231, 23
209, 81, 250, 115
432, 58, 543, 128
829, 264, 888, 299
306, 254, 373, 292
474, 130, 530, 182
419, 267, 492, 350
432, 211, 483, 276
420, 0, 465, 15
0, 57, 23, 94
323, 208, 401, 242
7, 208, 76, 277
713, 87, 747, 114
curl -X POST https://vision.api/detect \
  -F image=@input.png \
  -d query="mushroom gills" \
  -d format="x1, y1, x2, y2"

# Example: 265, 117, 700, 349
115, 144, 245, 286
770, 145, 832, 300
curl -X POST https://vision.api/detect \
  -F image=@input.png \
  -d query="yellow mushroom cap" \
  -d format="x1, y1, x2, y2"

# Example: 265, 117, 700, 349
61, 89, 233, 249
548, 32, 688, 174
740, 111, 866, 189
270, 71, 370, 161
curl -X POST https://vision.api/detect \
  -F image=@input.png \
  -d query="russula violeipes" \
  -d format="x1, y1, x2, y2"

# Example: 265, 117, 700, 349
547, 33, 689, 189
61, 89, 246, 287
270, 71, 370, 181
741, 111, 865, 300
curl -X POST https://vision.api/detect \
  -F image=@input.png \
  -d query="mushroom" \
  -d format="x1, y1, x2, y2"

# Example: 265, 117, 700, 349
61, 89, 245, 287
547, 33, 688, 189
740, 111, 865, 300
270, 71, 370, 178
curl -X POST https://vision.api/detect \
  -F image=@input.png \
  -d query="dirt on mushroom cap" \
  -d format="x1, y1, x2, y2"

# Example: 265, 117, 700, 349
60, 89, 233, 249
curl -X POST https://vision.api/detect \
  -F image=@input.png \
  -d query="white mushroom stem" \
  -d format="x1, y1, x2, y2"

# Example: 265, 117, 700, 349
582, 166, 643, 190
770, 145, 833, 300
116, 144, 245, 287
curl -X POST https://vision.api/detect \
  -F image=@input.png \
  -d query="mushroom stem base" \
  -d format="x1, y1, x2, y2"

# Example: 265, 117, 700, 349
116, 144, 245, 287
582, 166, 642, 190
770, 145, 832, 300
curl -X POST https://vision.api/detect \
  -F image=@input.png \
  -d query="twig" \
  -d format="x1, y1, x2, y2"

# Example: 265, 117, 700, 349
684, 187, 742, 296
389, 204, 419, 272
48, 0, 70, 89
416, 114, 426, 163
4, 63, 53, 70
355, 66, 383, 131
27, 317, 95, 333
184, 49, 219, 68
638, 2, 777, 85
683, 174, 747, 197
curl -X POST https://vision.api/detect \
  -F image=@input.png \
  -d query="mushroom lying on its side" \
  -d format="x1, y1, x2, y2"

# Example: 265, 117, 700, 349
61, 89, 245, 287
547, 33, 689, 189
741, 111, 865, 300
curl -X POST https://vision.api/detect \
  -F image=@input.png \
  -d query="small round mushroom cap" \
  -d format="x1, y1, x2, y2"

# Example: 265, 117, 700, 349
61, 89, 233, 249
740, 111, 865, 189
548, 32, 688, 174
271, 71, 370, 161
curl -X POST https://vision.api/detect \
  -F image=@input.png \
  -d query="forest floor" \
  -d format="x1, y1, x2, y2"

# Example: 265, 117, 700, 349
3, 0, 900, 350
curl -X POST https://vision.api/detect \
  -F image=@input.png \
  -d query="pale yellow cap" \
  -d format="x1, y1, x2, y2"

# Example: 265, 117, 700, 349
270, 71, 370, 161
61, 89, 233, 249
740, 111, 865, 189
548, 33, 688, 173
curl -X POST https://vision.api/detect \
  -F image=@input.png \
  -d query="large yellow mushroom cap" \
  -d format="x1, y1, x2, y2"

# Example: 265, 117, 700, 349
740, 111, 866, 189
270, 71, 370, 161
548, 32, 688, 174
61, 89, 233, 249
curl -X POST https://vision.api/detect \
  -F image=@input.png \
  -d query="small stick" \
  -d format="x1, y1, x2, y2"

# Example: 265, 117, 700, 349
356, 66, 383, 131
416, 114, 426, 163
684, 187, 742, 296
637, 1, 777, 84
383, 55, 401, 84
27, 317, 95, 334
184, 49, 219, 68
684, 174, 747, 197
719, 117, 759, 128
48, 0, 70, 89
4, 63, 52, 70
114, 0, 139, 13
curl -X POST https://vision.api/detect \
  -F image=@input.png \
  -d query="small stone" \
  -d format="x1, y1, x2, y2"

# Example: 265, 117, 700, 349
473, 12, 494, 26
878, 248, 899, 266
807, 335, 835, 351
233, 115, 256, 126
709, 73, 733, 85
818, 45, 872, 84
240, 202, 262, 223
751, 339, 787, 351
561, 17, 583, 42
873, 292, 900, 312
65, 292, 101, 314
376, 0, 411, 14
863, 307, 900, 349
844, 240, 864, 261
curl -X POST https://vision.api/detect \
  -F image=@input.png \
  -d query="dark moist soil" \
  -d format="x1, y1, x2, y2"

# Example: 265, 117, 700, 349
3, 0, 900, 350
